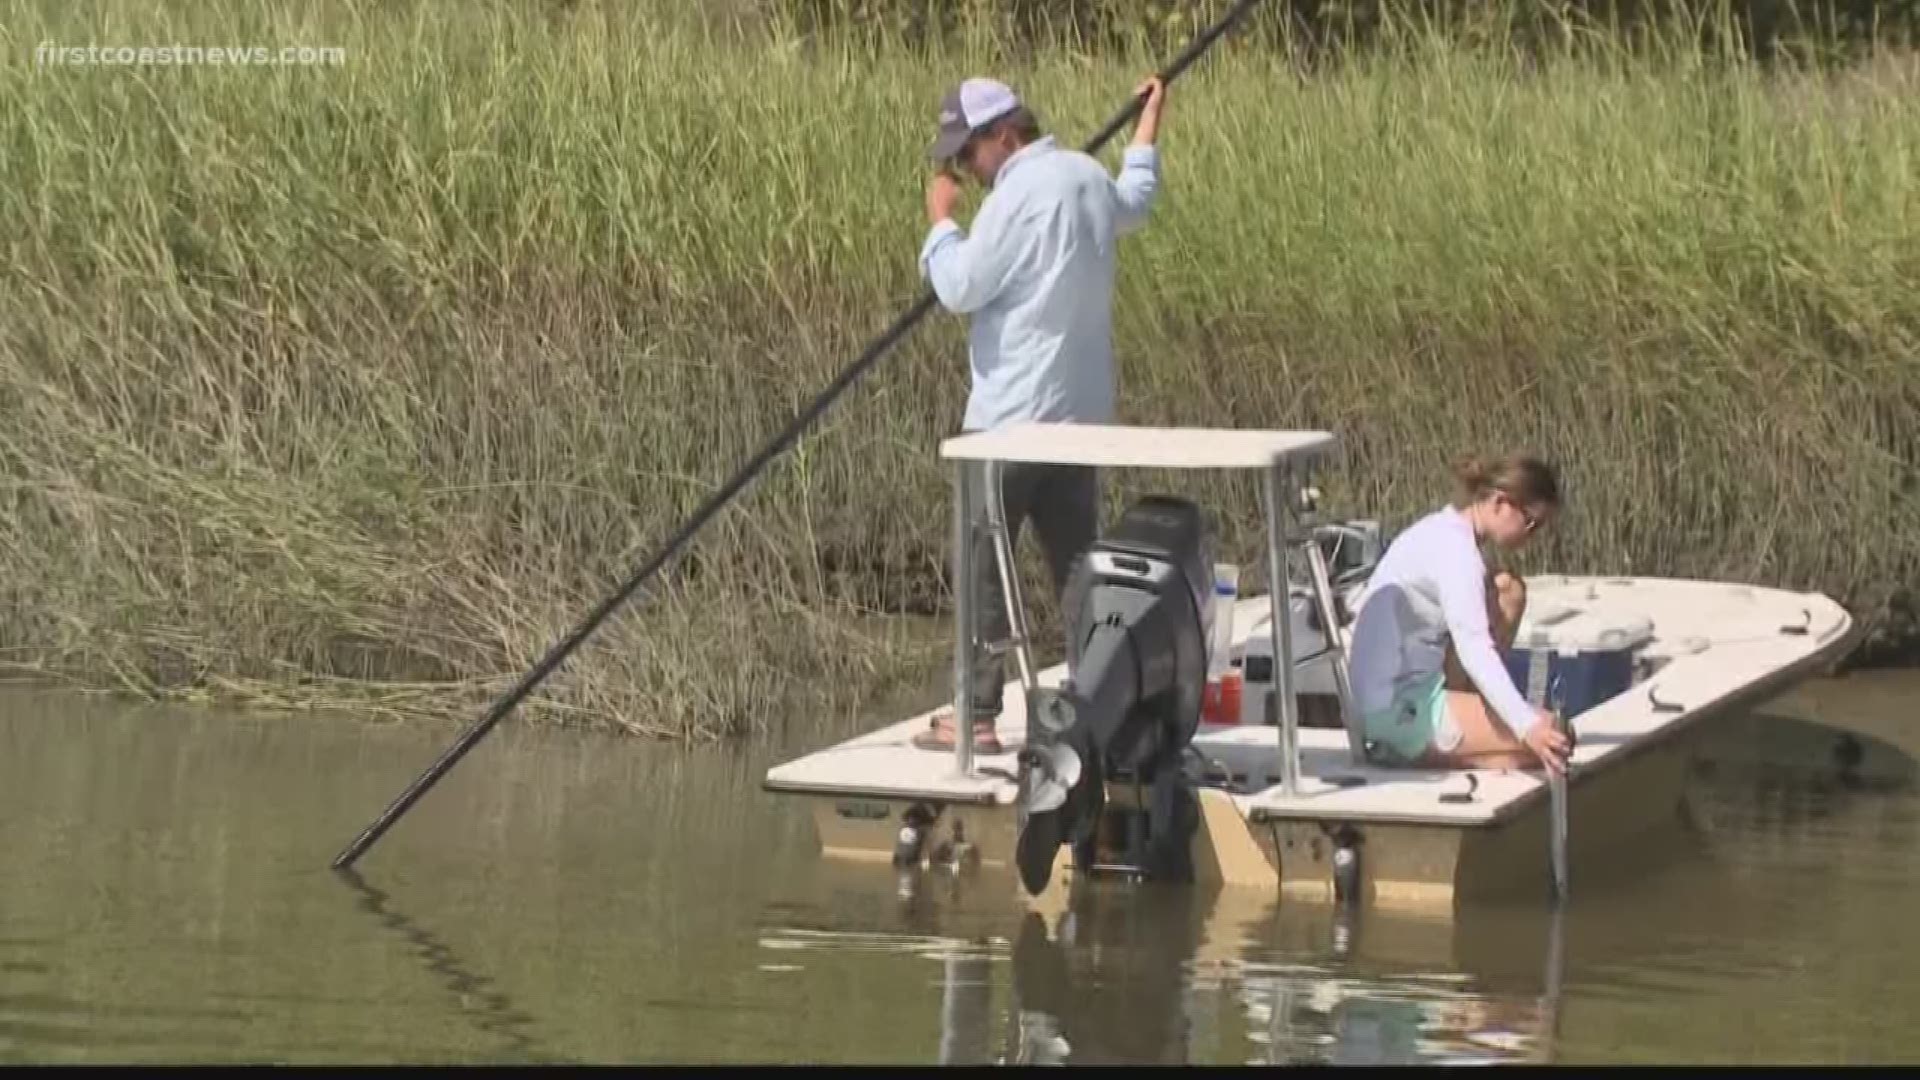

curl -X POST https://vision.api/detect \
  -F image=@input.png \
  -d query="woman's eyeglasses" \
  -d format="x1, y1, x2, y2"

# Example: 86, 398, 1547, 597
1503, 493, 1543, 533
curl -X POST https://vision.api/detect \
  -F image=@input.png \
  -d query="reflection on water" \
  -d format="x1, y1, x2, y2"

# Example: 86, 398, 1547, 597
758, 863, 1571, 1065
332, 869, 553, 1063
750, 675, 1920, 1066
0, 671, 1916, 1063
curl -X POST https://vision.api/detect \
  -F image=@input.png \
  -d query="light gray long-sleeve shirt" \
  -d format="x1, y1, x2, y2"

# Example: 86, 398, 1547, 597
1348, 506, 1540, 738
918, 135, 1160, 432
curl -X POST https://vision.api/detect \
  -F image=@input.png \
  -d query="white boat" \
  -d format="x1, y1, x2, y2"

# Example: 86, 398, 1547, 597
762, 422, 1858, 913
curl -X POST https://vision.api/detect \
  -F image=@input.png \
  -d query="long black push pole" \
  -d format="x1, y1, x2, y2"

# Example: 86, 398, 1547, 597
329, 0, 1266, 872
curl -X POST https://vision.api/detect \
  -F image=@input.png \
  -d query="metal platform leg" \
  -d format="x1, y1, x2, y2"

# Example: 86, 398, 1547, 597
1262, 463, 1303, 797
953, 458, 1045, 781
983, 459, 1041, 698
982, 459, 1047, 834
1296, 506, 1363, 763
952, 458, 977, 778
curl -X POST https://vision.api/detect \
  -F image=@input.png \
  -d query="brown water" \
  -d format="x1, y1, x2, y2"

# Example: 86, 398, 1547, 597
1, 671, 1916, 1065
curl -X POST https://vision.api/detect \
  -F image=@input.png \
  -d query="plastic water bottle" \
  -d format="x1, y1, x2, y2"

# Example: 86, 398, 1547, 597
1203, 564, 1241, 725
1208, 563, 1239, 677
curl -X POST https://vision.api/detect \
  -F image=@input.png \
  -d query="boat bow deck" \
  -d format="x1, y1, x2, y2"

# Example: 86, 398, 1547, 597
1228, 575, 1855, 827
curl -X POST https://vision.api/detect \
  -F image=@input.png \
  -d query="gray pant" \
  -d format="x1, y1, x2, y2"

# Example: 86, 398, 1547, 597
966, 460, 1100, 714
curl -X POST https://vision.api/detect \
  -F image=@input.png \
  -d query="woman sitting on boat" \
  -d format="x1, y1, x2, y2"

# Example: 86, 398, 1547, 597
1346, 454, 1572, 775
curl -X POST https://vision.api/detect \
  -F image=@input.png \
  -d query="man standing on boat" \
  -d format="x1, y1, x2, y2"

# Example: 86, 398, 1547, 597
914, 74, 1168, 753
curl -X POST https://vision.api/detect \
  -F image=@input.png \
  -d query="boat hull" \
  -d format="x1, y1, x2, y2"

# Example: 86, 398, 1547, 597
782, 729, 1695, 912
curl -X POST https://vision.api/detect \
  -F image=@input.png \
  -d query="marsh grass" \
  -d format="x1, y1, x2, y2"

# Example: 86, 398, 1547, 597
2, 0, 1915, 738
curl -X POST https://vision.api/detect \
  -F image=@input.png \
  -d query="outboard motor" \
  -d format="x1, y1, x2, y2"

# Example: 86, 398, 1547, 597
1015, 496, 1212, 895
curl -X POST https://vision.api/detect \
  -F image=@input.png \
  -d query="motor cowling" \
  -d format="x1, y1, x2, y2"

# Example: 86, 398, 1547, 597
1014, 496, 1212, 894
1059, 495, 1211, 776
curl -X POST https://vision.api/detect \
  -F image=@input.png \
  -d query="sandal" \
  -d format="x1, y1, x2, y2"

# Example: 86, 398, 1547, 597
911, 709, 1004, 755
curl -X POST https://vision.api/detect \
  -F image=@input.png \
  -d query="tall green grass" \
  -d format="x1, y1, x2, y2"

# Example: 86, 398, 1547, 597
2, 0, 1915, 739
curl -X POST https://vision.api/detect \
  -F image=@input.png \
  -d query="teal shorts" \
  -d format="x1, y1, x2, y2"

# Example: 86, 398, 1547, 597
1361, 674, 1462, 765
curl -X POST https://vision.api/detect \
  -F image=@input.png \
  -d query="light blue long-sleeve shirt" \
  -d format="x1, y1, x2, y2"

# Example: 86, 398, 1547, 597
918, 135, 1160, 432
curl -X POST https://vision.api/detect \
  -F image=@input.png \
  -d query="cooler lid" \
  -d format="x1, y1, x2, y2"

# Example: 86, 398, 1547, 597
1511, 602, 1655, 654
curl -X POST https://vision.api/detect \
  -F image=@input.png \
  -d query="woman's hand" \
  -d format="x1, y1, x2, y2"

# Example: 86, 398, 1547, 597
1524, 709, 1571, 775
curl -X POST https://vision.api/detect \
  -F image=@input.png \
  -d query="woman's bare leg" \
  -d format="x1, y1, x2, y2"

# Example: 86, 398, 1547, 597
1426, 572, 1540, 769
1422, 690, 1539, 771
1443, 571, 1526, 692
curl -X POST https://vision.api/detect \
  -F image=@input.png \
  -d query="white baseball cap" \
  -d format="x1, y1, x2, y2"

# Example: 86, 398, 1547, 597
929, 77, 1022, 163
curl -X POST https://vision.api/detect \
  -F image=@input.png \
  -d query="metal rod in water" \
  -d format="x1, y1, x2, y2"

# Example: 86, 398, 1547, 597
1263, 463, 1302, 796
1533, 899, 1568, 1063
1528, 649, 1569, 900
954, 459, 977, 779
1549, 732, 1569, 900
